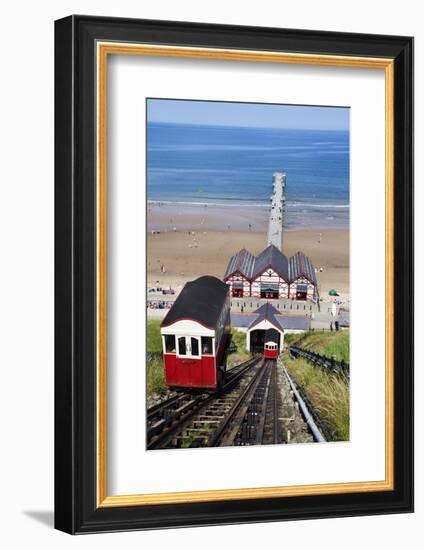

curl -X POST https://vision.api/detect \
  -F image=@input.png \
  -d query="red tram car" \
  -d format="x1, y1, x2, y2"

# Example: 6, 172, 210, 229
160, 276, 231, 391
263, 328, 280, 360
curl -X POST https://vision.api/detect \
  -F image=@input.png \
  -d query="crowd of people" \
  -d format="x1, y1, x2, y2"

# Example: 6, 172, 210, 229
147, 300, 173, 310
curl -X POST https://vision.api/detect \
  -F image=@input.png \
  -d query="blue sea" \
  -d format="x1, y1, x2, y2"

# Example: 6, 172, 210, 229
147, 122, 349, 229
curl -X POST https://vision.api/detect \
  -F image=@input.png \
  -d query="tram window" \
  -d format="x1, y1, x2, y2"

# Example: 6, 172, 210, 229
191, 337, 199, 357
178, 336, 186, 355
201, 337, 213, 355
164, 335, 176, 353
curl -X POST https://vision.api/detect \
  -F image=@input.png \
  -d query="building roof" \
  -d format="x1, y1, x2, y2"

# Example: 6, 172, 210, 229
251, 245, 289, 280
249, 302, 284, 331
224, 245, 294, 282
254, 302, 281, 317
274, 315, 310, 330
224, 248, 256, 279
231, 303, 310, 332
230, 312, 259, 328
161, 276, 229, 329
289, 251, 317, 284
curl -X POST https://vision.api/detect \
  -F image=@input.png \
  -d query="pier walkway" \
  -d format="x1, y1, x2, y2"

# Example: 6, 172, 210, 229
267, 172, 286, 251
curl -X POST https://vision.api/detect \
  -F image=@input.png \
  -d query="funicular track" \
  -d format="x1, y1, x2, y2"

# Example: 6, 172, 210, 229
147, 356, 326, 450
208, 360, 282, 447
146, 357, 262, 450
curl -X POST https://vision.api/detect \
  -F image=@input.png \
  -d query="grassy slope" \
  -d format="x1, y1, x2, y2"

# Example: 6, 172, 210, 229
283, 330, 350, 441
147, 355, 166, 397
284, 330, 349, 363
228, 328, 251, 367
147, 319, 163, 353
147, 320, 166, 396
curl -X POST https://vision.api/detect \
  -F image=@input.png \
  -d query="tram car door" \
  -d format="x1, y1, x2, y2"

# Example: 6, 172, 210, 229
175, 335, 202, 387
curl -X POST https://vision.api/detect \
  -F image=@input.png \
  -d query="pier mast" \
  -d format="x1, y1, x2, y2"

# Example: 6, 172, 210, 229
267, 172, 286, 252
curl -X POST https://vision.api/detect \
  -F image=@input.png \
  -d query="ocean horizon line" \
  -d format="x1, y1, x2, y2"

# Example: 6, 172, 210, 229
147, 120, 350, 133
147, 199, 350, 209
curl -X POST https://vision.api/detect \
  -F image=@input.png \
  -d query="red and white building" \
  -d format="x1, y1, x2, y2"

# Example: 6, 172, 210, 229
224, 245, 317, 302
231, 303, 311, 353
289, 252, 317, 301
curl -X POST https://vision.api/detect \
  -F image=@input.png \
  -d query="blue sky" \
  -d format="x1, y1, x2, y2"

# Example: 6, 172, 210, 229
147, 99, 349, 131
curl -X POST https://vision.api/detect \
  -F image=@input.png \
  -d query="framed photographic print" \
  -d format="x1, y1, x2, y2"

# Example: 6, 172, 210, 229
54, 15, 414, 534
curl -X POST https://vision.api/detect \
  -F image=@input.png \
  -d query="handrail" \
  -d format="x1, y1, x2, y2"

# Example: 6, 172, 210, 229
282, 366, 326, 443
288, 345, 349, 376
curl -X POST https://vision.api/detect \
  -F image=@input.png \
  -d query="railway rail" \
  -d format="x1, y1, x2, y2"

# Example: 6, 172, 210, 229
147, 355, 326, 450
146, 357, 261, 450
207, 360, 281, 446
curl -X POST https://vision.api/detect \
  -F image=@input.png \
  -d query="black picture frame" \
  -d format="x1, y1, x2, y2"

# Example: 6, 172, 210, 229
55, 15, 414, 534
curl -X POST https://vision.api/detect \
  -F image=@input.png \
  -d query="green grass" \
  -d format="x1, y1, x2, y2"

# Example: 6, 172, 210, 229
283, 350, 349, 441
146, 321, 166, 396
285, 330, 349, 364
228, 328, 251, 367
147, 319, 163, 353
146, 355, 167, 397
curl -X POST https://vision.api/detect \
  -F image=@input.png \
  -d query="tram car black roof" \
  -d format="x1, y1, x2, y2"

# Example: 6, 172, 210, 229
161, 276, 229, 329
265, 328, 280, 344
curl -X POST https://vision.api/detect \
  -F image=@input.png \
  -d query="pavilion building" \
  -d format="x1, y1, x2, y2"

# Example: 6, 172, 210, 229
224, 245, 317, 302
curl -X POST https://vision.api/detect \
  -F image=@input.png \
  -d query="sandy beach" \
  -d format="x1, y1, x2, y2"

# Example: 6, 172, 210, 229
147, 202, 268, 233
147, 205, 349, 295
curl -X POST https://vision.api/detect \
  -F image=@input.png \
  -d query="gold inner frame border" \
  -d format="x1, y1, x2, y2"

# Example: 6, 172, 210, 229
96, 42, 394, 508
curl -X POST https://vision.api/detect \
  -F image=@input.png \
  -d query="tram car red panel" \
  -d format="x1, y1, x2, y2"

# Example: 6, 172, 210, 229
160, 276, 231, 391
263, 328, 280, 359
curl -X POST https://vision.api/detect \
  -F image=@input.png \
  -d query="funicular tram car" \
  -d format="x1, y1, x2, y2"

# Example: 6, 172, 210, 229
160, 276, 231, 391
263, 328, 280, 360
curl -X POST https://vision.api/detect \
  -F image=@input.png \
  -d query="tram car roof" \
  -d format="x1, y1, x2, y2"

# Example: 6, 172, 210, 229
265, 328, 280, 344
161, 276, 229, 330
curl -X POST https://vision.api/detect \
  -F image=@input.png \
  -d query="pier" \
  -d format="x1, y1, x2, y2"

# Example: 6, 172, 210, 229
267, 172, 286, 251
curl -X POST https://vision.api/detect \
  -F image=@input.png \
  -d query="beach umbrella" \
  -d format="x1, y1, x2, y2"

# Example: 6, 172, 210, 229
328, 289, 339, 296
